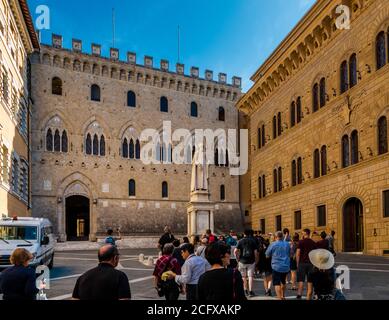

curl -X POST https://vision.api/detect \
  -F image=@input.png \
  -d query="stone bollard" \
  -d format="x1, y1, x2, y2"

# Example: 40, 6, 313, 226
139, 253, 145, 263
146, 256, 154, 266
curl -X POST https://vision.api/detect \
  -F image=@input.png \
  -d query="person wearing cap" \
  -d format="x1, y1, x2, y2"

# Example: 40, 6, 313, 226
166, 243, 211, 300
306, 249, 344, 300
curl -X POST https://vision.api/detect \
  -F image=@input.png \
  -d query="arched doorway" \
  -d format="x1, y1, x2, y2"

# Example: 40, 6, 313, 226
65, 195, 90, 241
343, 197, 364, 252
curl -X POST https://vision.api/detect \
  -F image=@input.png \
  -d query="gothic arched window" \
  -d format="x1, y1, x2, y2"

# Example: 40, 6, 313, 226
262, 174, 266, 198
376, 31, 387, 70
313, 83, 319, 113
127, 91, 136, 107
215, 148, 219, 166
61, 130, 68, 153
342, 135, 350, 168
162, 181, 168, 198
52, 77, 62, 95
378, 116, 388, 155
291, 160, 297, 187
135, 140, 141, 159
92, 134, 99, 155
272, 116, 277, 139
314, 149, 320, 178
258, 176, 262, 199
349, 54, 358, 89
86, 133, 92, 155
129, 139, 135, 159
160, 96, 168, 113
277, 112, 282, 136
258, 127, 262, 149
321, 145, 327, 176
290, 102, 296, 127
278, 167, 282, 192
340, 61, 348, 94
273, 168, 278, 193
91, 84, 101, 102
46, 129, 53, 151
351, 130, 359, 165
191, 102, 198, 117
129, 179, 136, 197
100, 135, 105, 156
296, 97, 302, 123
54, 129, 61, 152
297, 157, 303, 185
261, 124, 266, 147
320, 78, 326, 108
122, 138, 128, 158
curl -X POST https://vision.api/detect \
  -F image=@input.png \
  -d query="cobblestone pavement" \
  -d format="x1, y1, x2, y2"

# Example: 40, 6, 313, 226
2, 249, 389, 300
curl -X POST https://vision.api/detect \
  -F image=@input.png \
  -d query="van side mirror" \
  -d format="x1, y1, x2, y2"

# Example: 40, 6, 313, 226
41, 236, 49, 245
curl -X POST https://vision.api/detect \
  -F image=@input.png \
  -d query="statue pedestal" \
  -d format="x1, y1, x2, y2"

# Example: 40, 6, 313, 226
187, 190, 214, 238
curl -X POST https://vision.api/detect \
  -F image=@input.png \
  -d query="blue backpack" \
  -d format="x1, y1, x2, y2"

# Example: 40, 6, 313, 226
105, 236, 116, 246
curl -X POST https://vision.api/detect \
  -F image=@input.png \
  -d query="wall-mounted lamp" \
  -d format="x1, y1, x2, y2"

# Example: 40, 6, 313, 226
57, 197, 62, 204
373, 228, 378, 237
93, 199, 98, 205
332, 88, 337, 97
365, 64, 371, 74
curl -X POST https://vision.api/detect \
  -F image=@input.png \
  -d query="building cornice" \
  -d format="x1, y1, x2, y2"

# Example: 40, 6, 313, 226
237, 0, 375, 115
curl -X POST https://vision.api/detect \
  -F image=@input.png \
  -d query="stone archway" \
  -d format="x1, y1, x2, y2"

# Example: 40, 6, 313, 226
335, 185, 370, 254
65, 195, 90, 241
343, 197, 364, 252
57, 172, 98, 242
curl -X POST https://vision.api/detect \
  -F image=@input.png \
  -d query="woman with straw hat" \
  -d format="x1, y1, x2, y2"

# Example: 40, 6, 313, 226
306, 249, 344, 300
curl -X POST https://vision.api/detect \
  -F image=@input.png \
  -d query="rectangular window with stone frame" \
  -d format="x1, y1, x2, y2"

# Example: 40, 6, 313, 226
317, 205, 326, 227
11, 156, 18, 193
384, 190, 389, 218
1, 145, 9, 184
294, 210, 302, 230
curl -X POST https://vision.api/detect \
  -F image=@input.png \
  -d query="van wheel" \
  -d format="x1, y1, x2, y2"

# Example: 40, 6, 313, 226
48, 254, 54, 270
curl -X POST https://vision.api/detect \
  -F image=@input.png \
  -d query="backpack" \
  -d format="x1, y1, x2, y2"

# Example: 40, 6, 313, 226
241, 239, 254, 260
105, 236, 115, 246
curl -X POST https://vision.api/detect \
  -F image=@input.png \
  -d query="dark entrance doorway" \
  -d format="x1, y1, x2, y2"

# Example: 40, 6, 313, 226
65, 195, 90, 241
343, 197, 364, 252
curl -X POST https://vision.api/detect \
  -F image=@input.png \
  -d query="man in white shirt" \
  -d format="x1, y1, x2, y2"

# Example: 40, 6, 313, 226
167, 243, 211, 300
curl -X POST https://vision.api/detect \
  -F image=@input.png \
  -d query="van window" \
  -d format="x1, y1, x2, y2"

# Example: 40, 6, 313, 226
0, 226, 38, 240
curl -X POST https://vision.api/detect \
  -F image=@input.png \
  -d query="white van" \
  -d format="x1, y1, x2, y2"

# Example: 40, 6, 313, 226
0, 217, 55, 269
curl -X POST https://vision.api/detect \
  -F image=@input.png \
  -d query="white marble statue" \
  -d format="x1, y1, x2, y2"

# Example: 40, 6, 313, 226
191, 145, 209, 192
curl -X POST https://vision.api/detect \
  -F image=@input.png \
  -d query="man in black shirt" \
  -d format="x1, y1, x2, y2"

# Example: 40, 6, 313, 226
72, 245, 131, 300
234, 229, 259, 297
158, 226, 176, 252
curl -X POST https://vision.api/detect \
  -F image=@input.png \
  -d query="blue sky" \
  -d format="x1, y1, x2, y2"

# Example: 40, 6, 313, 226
27, 0, 316, 92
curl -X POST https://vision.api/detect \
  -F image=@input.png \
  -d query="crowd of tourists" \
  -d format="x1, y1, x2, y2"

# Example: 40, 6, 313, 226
0, 225, 342, 301
153, 226, 344, 301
